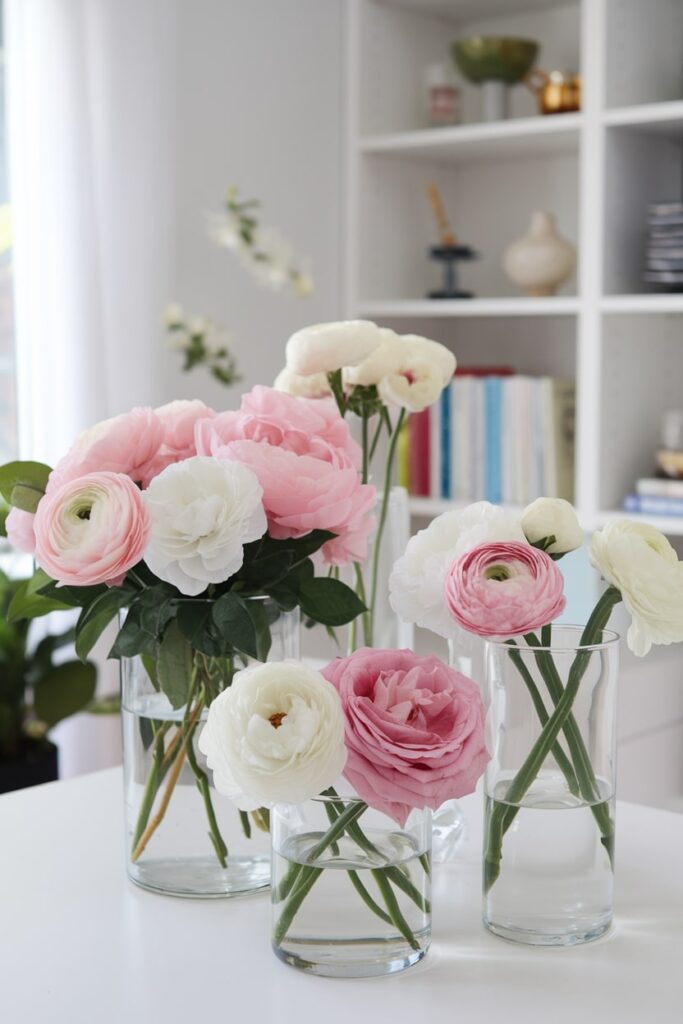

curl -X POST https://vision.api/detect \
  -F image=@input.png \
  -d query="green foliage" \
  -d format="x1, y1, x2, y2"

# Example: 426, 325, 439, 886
0, 460, 52, 513
0, 570, 98, 760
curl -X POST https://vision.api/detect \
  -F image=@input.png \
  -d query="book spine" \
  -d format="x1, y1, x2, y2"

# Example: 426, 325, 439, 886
636, 477, 683, 498
429, 403, 441, 499
409, 410, 430, 496
484, 377, 502, 503
397, 418, 410, 490
440, 382, 452, 499
624, 494, 683, 516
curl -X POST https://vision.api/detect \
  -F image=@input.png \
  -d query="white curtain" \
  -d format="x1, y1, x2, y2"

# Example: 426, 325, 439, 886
5, 0, 179, 775
6, 0, 178, 466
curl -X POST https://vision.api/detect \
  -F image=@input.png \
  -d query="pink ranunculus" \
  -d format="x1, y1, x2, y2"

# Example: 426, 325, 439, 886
195, 385, 374, 564
6, 507, 36, 555
444, 540, 566, 639
195, 385, 361, 468
322, 648, 489, 826
139, 399, 217, 485
47, 408, 165, 493
34, 472, 151, 587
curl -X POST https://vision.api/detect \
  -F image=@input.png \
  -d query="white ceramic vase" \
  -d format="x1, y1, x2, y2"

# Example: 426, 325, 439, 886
503, 211, 576, 296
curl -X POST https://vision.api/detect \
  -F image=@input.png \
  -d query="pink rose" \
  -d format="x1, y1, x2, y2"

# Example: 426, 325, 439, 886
34, 472, 151, 587
6, 507, 36, 555
444, 540, 566, 639
139, 400, 217, 483
195, 386, 374, 565
47, 408, 165, 492
322, 647, 490, 826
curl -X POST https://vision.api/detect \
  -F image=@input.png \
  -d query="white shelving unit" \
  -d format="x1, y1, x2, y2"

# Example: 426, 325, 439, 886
344, 0, 683, 543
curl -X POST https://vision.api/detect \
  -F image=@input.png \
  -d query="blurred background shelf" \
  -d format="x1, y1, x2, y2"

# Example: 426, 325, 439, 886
357, 297, 580, 317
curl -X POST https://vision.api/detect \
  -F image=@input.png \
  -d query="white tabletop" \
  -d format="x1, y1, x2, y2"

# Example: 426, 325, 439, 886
1, 769, 681, 1024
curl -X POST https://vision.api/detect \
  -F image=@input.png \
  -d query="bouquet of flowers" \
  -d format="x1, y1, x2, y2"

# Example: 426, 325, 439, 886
199, 647, 489, 958
390, 497, 683, 903
277, 320, 456, 646
0, 388, 371, 868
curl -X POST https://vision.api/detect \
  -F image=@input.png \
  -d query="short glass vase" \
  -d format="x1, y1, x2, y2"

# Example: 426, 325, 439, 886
121, 599, 300, 898
271, 793, 432, 977
483, 625, 619, 946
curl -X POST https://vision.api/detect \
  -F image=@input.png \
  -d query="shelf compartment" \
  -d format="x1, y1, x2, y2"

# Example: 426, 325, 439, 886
357, 297, 579, 318
374, 1, 572, 22
603, 100, 683, 133
605, 0, 683, 111
359, 115, 582, 164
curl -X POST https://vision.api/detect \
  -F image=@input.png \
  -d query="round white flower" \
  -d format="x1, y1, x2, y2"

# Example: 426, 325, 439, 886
286, 320, 385, 376
143, 456, 267, 596
377, 356, 444, 412
163, 303, 184, 328
589, 519, 683, 657
522, 497, 584, 555
345, 332, 455, 390
274, 366, 332, 399
389, 501, 526, 638
198, 660, 347, 809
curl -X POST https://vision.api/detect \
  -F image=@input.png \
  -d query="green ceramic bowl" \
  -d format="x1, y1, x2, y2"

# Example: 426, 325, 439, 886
451, 36, 539, 85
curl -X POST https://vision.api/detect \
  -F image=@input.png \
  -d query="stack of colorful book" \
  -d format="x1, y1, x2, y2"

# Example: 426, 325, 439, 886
402, 367, 575, 504
623, 478, 683, 517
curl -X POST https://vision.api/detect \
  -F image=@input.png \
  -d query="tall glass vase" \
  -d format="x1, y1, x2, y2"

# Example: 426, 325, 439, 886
121, 599, 299, 898
483, 625, 619, 945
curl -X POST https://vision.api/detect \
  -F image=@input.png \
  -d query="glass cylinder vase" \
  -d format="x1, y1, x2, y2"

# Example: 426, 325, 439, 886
271, 794, 432, 977
121, 599, 300, 898
483, 625, 619, 946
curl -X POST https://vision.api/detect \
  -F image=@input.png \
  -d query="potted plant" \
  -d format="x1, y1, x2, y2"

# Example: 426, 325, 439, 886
0, 566, 97, 794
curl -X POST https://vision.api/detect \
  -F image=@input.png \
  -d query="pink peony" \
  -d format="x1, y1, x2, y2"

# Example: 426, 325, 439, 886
444, 540, 566, 639
6, 507, 37, 555
47, 408, 165, 492
139, 399, 217, 484
322, 647, 489, 826
195, 386, 374, 565
34, 471, 151, 587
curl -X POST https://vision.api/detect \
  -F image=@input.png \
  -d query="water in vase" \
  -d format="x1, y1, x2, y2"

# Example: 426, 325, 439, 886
484, 770, 615, 945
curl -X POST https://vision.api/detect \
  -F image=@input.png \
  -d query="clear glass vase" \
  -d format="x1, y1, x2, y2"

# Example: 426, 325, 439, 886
271, 794, 432, 977
121, 599, 300, 898
483, 625, 619, 946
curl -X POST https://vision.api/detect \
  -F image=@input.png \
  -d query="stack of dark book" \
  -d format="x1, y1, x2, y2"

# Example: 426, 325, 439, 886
644, 201, 683, 290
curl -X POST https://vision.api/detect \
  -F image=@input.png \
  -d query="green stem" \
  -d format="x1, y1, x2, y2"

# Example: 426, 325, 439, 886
368, 407, 406, 643
131, 721, 171, 849
275, 802, 367, 903
484, 587, 622, 893
185, 714, 229, 868
371, 869, 421, 951
347, 871, 393, 926
368, 414, 384, 464
353, 562, 371, 648
506, 640, 580, 797
273, 867, 324, 946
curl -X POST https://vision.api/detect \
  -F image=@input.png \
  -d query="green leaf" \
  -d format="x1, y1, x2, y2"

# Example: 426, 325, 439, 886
136, 586, 179, 641
175, 600, 222, 656
108, 607, 156, 659
33, 660, 97, 728
298, 577, 366, 627
74, 588, 131, 661
10, 484, 43, 514
244, 599, 272, 661
38, 578, 109, 610
7, 579, 73, 622
156, 621, 194, 710
265, 582, 299, 612
212, 593, 258, 659
141, 654, 160, 692
0, 461, 52, 508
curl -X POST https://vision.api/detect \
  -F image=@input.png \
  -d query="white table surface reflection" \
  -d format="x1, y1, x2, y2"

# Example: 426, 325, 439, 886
1, 769, 681, 1023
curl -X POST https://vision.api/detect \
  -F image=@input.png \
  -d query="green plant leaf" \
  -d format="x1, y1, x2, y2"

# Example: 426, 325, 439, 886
298, 577, 366, 627
156, 621, 194, 710
74, 587, 131, 661
37, 578, 109, 610
33, 660, 97, 728
108, 606, 156, 659
212, 592, 258, 659
7, 579, 73, 622
244, 599, 272, 661
0, 460, 52, 508
175, 600, 223, 656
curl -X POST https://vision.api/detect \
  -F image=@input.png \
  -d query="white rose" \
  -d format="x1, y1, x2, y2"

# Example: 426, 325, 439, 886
389, 501, 526, 638
589, 519, 683, 657
285, 320, 385, 376
522, 497, 584, 555
345, 332, 455, 390
143, 456, 267, 596
198, 660, 347, 809
273, 366, 332, 399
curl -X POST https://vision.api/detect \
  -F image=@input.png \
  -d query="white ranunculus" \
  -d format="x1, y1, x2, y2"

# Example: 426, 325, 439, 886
522, 497, 584, 555
273, 366, 332, 399
345, 332, 456, 390
143, 456, 267, 596
399, 333, 457, 386
198, 660, 347, 809
377, 356, 444, 412
285, 320, 385, 376
389, 501, 526, 638
589, 519, 683, 657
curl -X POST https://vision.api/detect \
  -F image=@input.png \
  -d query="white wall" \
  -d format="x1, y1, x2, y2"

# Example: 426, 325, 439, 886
162, 0, 345, 411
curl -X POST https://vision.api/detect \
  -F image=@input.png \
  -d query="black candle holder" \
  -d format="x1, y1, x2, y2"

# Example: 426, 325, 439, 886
427, 244, 479, 299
